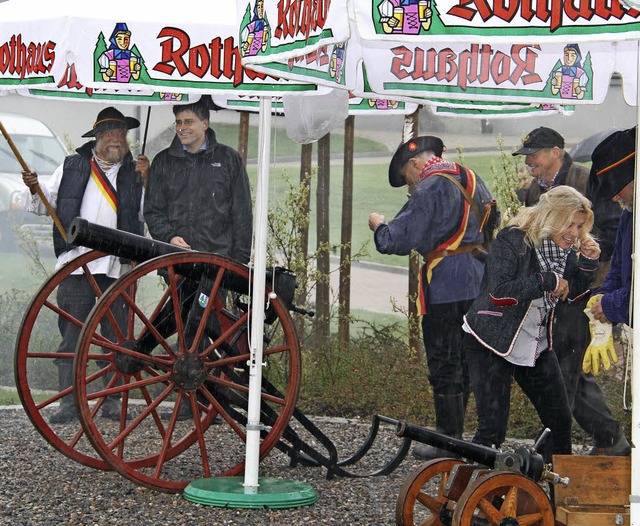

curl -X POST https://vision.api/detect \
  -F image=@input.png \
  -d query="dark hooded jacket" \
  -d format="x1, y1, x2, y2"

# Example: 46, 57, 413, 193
144, 129, 252, 264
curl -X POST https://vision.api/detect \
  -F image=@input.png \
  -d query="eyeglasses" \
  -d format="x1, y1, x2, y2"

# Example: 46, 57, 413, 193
174, 119, 199, 127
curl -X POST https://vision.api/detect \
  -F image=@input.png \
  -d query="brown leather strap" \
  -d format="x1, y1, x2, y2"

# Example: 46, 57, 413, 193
424, 243, 484, 262
432, 172, 483, 224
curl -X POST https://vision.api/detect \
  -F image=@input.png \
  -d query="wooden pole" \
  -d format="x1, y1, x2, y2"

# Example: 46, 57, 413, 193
0, 120, 67, 241
338, 115, 355, 349
238, 111, 250, 166
295, 143, 313, 339
315, 133, 331, 347
406, 110, 421, 356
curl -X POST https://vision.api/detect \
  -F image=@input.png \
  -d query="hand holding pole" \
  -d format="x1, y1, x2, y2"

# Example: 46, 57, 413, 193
0, 120, 67, 241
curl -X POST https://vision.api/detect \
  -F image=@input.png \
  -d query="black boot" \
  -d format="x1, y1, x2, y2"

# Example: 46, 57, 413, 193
413, 393, 464, 460
50, 362, 78, 424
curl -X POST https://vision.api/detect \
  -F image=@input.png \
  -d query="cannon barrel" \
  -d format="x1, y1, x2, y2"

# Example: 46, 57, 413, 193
69, 217, 191, 263
68, 218, 304, 317
396, 420, 498, 466
397, 420, 552, 482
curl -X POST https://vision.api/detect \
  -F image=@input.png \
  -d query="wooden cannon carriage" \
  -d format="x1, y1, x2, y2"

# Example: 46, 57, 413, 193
14, 218, 410, 493
394, 421, 570, 525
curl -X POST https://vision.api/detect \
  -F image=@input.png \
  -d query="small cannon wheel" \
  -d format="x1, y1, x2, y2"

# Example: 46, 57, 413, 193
73, 252, 301, 492
396, 458, 465, 525
14, 250, 112, 469
451, 471, 554, 526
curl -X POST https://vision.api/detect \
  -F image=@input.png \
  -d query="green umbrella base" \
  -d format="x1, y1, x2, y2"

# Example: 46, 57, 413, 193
183, 476, 318, 509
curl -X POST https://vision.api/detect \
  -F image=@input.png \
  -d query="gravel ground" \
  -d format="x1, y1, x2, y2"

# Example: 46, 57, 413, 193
0, 405, 595, 526
0, 406, 432, 526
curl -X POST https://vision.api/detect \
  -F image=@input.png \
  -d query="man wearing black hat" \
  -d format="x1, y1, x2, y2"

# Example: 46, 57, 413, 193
21, 106, 149, 424
369, 136, 496, 460
513, 126, 589, 206
570, 126, 636, 456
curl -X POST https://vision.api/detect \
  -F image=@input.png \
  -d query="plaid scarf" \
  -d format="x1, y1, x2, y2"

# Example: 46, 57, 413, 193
535, 238, 570, 312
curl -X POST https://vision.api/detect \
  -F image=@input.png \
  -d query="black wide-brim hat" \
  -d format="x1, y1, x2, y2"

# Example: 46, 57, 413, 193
388, 135, 444, 187
82, 106, 140, 138
589, 126, 636, 201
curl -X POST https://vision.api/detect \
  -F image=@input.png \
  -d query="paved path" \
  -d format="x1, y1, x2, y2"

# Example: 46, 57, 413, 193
328, 257, 409, 316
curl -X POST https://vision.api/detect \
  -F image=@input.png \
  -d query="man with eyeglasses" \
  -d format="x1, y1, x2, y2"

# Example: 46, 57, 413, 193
145, 99, 252, 259
144, 98, 253, 421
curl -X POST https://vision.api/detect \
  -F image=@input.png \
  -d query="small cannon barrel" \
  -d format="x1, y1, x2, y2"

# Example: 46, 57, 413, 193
397, 420, 556, 483
396, 420, 498, 467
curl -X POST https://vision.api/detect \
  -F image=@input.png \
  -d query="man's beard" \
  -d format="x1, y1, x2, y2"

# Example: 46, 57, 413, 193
96, 142, 127, 164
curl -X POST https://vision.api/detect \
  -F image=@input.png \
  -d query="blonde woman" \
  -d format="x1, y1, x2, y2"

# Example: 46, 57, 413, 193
463, 185, 600, 459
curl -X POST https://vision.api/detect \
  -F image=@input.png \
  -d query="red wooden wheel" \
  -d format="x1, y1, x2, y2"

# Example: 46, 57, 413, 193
396, 458, 465, 525
73, 252, 301, 492
452, 471, 554, 525
14, 250, 112, 469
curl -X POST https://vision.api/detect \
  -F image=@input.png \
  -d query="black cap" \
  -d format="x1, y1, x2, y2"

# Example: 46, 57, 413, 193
82, 107, 140, 138
512, 127, 565, 156
589, 126, 636, 201
388, 136, 444, 187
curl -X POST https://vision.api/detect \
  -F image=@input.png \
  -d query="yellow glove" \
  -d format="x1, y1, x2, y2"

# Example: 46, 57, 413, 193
582, 294, 618, 376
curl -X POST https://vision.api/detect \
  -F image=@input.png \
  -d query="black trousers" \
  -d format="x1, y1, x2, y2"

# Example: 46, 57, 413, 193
421, 300, 473, 397
465, 333, 573, 458
554, 299, 622, 448
55, 273, 125, 366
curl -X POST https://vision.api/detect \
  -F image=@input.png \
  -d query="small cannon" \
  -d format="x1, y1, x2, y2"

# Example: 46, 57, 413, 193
15, 219, 406, 493
395, 421, 569, 525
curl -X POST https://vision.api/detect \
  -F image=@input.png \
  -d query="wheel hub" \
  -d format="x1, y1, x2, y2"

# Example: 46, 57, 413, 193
171, 352, 207, 390
114, 341, 146, 375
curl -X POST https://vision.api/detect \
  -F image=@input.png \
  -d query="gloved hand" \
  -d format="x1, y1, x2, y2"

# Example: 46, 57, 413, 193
582, 294, 618, 375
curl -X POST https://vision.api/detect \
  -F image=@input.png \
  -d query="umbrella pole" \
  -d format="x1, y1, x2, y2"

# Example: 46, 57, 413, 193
183, 97, 317, 509
630, 38, 640, 526
0, 120, 67, 242
141, 106, 151, 156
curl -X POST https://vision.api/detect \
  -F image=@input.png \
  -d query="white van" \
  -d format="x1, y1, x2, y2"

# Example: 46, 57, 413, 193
0, 112, 68, 252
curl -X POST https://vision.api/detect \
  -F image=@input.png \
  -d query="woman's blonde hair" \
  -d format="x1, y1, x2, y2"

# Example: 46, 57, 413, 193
508, 185, 595, 248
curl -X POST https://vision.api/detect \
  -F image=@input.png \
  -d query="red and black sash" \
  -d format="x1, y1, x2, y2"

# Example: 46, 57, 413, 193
89, 157, 118, 212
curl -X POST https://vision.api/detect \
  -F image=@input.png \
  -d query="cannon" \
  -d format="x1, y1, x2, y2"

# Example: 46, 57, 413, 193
394, 421, 569, 525
15, 219, 409, 493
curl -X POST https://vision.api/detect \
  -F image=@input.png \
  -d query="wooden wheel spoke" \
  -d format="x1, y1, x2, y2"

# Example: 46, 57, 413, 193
72, 252, 300, 492
453, 472, 554, 526
416, 491, 445, 512
200, 310, 250, 359
396, 458, 464, 526
499, 486, 519, 516
199, 389, 247, 441
478, 496, 505, 523
107, 384, 175, 454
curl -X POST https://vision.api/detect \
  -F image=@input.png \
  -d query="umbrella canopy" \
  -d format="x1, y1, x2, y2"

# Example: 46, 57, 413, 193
568, 128, 622, 162
242, 0, 640, 107
0, 0, 327, 97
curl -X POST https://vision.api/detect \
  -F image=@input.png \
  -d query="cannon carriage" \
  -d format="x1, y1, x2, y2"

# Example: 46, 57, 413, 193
14, 218, 410, 493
